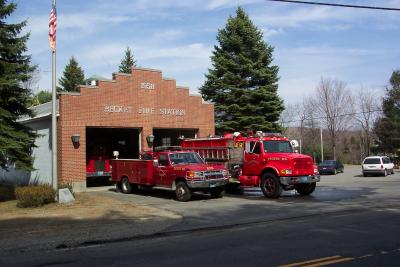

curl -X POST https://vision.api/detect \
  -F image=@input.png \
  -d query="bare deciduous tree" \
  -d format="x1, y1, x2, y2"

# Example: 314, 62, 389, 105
354, 88, 381, 157
281, 97, 319, 156
313, 78, 354, 160
22, 67, 40, 92
279, 103, 297, 134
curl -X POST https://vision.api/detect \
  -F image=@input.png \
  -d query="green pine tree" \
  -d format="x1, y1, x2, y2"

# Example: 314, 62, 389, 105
374, 70, 400, 154
118, 47, 136, 73
0, 0, 38, 171
200, 7, 284, 134
58, 56, 85, 92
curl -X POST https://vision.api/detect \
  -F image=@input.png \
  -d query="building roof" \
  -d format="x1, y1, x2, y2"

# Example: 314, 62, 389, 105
86, 74, 108, 81
18, 100, 59, 122
85, 74, 112, 86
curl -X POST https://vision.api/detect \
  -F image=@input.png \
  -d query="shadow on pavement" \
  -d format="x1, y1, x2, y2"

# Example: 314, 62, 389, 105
108, 186, 215, 202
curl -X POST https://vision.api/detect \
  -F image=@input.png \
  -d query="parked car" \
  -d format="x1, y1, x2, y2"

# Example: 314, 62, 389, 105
318, 160, 344, 175
362, 156, 394, 177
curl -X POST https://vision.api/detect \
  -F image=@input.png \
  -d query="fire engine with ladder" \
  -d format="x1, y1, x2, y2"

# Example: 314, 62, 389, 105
181, 131, 320, 198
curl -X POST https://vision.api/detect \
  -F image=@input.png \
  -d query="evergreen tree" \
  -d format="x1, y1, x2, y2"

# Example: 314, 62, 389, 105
118, 47, 136, 73
58, 56, 85, 92
374, 70, 400, 154
0, 0, 37, 171
200, 7, 284, 133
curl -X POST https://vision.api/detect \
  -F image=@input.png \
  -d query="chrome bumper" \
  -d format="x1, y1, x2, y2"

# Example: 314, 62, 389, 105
86, 172, 111, 177
187, 178, 229, 189
280, 174, 320, 185
362, 169, 385, 174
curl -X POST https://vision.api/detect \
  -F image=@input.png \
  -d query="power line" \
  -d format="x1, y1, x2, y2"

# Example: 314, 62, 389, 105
265, 0, 400, 11
281, 108, 383, 124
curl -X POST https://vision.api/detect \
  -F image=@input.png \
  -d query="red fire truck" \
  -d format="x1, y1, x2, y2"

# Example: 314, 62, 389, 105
181, 132, 320, 198
86, 156, 112, 179
111, 147, 229, 201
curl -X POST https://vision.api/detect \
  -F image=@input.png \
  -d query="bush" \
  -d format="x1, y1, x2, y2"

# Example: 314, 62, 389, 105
0, 185, 16, 202
14, 185, 56, 208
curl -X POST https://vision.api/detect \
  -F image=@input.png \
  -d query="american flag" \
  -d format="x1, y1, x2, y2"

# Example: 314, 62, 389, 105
49, 1, 56, 51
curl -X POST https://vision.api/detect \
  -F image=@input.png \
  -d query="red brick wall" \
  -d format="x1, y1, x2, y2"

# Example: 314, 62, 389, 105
58, 68, 215, 186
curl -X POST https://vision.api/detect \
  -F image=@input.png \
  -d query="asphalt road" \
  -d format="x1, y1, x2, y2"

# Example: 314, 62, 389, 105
92, 165, 400, 232
3, 204, 400, 266
2, 165, 400, 266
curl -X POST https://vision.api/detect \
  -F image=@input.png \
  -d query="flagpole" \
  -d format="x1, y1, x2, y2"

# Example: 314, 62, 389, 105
51, 0, 57, 193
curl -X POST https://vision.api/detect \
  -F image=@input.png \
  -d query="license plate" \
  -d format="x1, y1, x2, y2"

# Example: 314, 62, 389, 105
210, 183, 216, 188
97, 171, 104, 175
300, 176, 309, 182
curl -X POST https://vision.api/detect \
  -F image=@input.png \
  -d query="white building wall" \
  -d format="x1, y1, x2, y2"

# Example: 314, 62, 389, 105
0, 118, 52, 186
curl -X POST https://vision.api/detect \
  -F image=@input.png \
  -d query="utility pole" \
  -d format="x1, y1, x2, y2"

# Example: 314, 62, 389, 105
299, 138, 302, 154
320, 124, 324, 162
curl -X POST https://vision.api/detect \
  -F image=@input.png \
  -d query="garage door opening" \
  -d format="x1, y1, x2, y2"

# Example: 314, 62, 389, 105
86, 127, 140, 187
153, 128, 197, 148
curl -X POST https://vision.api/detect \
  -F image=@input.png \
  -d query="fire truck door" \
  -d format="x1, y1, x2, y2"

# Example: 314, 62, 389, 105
154, 154, 171, 186
243, 141, 263, 176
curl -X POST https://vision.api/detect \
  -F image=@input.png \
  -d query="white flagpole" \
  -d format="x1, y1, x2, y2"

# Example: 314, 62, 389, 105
51, 0, 57, 193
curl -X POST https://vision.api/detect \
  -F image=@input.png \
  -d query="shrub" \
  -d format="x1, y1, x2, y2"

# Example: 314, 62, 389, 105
0, 185, 16, 202
15, 185, 56, 208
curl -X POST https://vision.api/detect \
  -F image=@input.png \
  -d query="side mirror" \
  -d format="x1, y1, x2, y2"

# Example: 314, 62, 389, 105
153, 159, 159, 167
290, 140, 299, 148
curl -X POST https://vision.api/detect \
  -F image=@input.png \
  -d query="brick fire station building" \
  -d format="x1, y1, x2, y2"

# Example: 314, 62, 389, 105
1, 68, 215, 191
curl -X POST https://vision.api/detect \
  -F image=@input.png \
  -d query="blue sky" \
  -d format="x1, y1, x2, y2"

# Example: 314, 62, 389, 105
10, 0, 400, 104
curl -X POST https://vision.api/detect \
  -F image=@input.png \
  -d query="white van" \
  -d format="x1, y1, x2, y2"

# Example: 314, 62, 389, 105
362, 156, 394, 177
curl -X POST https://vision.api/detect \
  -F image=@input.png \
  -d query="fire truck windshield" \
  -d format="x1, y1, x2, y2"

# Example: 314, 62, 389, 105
170, 152, 204, 165
263, 141, 293, 153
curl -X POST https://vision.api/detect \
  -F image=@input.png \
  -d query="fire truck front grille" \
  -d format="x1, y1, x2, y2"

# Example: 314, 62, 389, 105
94, 160, 105, 172
203, 171, 224, 180
294, 158, 311, 170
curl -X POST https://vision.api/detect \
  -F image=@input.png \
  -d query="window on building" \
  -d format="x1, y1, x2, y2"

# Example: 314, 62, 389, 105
162, 137, 171, 146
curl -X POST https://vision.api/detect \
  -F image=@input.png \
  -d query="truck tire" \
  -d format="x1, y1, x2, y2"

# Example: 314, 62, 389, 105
295, 182, 316, 195
260, 173, 282, 198
210, 187, 225, 198
175, 181, 192, 202
121, 177, 132, 194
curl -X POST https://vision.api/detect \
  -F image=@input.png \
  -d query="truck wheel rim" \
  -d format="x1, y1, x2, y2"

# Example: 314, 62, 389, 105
177, 186, 186, 198
122, 179, 128, 191
266, 178, 274, 193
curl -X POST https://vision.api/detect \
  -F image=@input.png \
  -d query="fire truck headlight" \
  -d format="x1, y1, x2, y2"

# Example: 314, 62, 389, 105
281, 169, 292, 175
186, 171, 203, 179
186, 171, 195, 178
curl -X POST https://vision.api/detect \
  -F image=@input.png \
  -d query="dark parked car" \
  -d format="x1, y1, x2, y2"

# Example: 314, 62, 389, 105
318, 160, 344, 175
